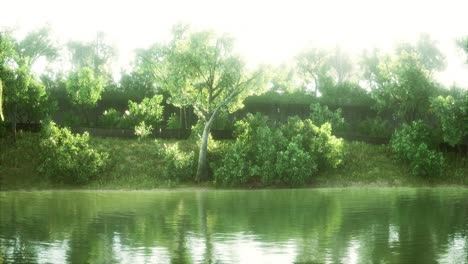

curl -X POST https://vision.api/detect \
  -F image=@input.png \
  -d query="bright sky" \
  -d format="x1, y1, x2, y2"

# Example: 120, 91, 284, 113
1, 0, 468, 87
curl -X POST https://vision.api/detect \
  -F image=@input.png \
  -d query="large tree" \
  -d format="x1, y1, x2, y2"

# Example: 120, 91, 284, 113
0, 28, 56, 138
144, 26, 268, 181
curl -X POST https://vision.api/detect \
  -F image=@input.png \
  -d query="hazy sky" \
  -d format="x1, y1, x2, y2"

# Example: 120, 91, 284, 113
1, 0, 468, 87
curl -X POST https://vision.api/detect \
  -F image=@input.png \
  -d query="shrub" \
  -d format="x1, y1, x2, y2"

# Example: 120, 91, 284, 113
281, 117, 344, 169
134, 121, 153, 140
212, 141, 249, 186
213, 113, 344, 187
125, 95, 164, 128
166, 113, 181, 129
274, 135, 317, 186
161, 143, 196, 184
430, 95, 467, 147
39, 122, 109, 184
309, 103, 345, 129
391, 120, 444, 177
99, 108, 123, 128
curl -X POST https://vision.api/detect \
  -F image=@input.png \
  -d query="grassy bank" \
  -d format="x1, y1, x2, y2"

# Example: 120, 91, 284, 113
1, 134, 467, 190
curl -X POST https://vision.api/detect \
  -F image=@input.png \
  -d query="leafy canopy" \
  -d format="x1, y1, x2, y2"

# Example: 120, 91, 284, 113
66, 67, 104, 108
141, 25, 268, 121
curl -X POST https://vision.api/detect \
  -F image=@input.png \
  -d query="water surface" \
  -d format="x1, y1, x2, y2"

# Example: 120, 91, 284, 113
1, 188, 467, 263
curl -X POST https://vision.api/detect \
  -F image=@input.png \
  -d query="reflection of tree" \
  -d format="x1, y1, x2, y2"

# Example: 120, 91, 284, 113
1, 190, 468, 263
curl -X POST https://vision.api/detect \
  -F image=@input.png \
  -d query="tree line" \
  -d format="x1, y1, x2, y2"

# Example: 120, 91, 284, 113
1, 25, 467, 182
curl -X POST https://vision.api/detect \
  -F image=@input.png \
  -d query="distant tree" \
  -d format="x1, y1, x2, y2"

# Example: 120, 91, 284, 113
458, 37, 468, 63
328, 46, 353, 84
431, 94, 467, 147
16, 26, 58, 67
144, 26, 268, 181
66, 67, 104, 109
296, 48, 330, 96
67, 32, 117, 83
119, 69, 157, 100
396, 34, 446, 72
361, 36, 444, 123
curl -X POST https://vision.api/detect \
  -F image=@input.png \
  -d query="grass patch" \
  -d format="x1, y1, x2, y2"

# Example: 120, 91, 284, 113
315, 141, 468, 187
1, 135, 467, 190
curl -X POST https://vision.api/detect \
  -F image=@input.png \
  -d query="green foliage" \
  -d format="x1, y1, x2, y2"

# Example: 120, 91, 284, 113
458, 36, 468, 63
274, 135, 316, 186
309, 103, 344, 129
0, 80, 3, 121
161, 143, 196, 184
134, 121, 153, 140
166, 113, 180, 129
99, 108, 122, 127
67, 32, 117, 83
66, 67, 104, 108
320, 81, 374, 106
98, 95, 164, 129
213, 113, 344, 186
39, 122, 109, 184
281, 117, 344, 169
390, 121, 444, 177
125, 95, 164, 128
430, 95, 467, 146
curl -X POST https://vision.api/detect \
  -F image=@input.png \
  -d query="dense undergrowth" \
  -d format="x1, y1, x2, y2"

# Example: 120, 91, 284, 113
1, 132, 466, 190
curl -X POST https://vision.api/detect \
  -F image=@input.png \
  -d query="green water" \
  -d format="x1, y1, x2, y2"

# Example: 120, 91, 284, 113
0, 188, 467, 263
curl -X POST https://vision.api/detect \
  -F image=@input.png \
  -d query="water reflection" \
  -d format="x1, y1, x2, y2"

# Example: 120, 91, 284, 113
0, 189, 467, 263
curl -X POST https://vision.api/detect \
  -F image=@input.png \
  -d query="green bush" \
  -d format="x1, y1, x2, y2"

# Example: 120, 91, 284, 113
125, 95, 164, 128
281, 117, 344, 169
39, 122, 109, 184
134, 121, 153, 140
390, 121, 444, 177
309, 103, 345, 129
213, 113, 344, 187
212, 142, 249, 186
99, 108, 123, 128
161, 143, 196, 184
274, 135, 317, 186
166, 113, 181, 129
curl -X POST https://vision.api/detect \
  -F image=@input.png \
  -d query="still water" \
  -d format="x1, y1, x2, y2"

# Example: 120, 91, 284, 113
0, 188, 467, 263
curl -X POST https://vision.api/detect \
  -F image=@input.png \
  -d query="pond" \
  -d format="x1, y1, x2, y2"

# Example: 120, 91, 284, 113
1, 188, 467, 263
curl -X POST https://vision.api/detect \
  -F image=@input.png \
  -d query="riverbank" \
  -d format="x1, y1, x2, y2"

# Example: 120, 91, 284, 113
1, 134, 467, 190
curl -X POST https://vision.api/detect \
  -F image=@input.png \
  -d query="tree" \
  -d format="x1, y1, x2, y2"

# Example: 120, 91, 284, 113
145, 26, 268, 181
67, 32, 117, 83
328, 46, 353, 84
1, 28, 57, 138
396, 34, 446, 72
458, 36, 468, 63
361, 37, 443, 123
0, 31, 16, 123
296, 48, 330, 96
16, 26, 58, 67
431, 94, 467, 147
66, 67, 104, 109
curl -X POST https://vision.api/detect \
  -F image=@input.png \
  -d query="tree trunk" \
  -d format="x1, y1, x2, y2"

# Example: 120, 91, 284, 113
195, 120, 213, 182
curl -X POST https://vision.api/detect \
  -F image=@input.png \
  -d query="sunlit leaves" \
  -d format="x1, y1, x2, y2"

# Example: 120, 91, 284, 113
66, 67, 104, 108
